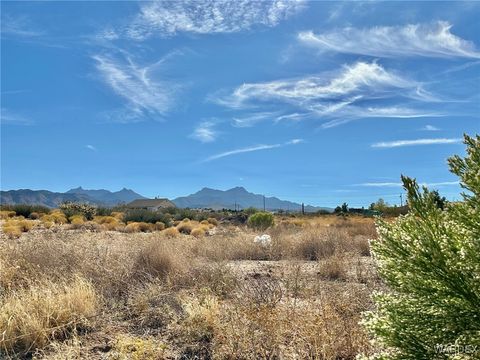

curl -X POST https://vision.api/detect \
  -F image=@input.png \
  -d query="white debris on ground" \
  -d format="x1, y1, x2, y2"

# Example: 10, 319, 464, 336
254, 234, 271, 246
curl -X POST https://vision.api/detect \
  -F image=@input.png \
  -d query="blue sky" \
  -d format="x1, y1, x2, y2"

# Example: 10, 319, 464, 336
1, 1, 479, 207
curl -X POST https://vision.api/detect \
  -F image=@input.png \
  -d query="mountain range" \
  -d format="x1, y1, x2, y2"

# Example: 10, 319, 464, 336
0, 186, 331, 212
0, 187, 145, 208
173, 187, 330, 212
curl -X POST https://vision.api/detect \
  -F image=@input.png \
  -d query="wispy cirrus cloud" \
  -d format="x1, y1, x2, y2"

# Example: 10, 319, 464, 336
1, 108, 32, 125
356, 181, 459, 187
93, 51, 181, 121
203, 138, 303, 162
191, 121, 218, 143
1, 14, 44, 38
372, 138, 462, 148
216, 61, 440, 128
218, 62, 418, 107
85, 145, 97, 152
321, 107, 441, 128
232, 111, 281, 128
421, 124, 441, 131
103, 0, 305, 40
298, 21, 480, 58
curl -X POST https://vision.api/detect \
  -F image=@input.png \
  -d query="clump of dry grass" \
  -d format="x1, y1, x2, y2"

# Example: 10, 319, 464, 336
154, 221, 165, 231
183, 285, 373, 359
317, 255, 348, 281
191, 227, 206, 238
125, 222, 153, 233
41, 211, 67, 226
177, 292, 219, 357
294, 228, 341, 260
177, 221, 194, 234
109, 334, 167, 359
132, 239, 189, 281
162, 227, 179, 238
0, 210, 16, 219
28, 212, 41, 220
93, 215, 124, 231
0, 277, 99, 356
2, 218, 36, 238
126, 281, 184, 331
67, 215, 86, 230
207, 217, 219, 226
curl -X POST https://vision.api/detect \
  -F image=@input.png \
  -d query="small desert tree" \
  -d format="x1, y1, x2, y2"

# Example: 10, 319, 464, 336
247, 212, 274, 231
362, 134, 480, 359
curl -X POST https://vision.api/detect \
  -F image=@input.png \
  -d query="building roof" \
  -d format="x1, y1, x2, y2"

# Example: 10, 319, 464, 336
126, 198, 175, 209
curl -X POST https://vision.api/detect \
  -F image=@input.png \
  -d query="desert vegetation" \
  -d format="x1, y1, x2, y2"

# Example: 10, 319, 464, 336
0, 211, 379, 359
1, 135, 478, 359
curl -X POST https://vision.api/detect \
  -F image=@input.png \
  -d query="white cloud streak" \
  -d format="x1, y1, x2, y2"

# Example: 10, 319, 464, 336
421, 124, 441, 131
1, 14, 44, 38
191, 121, 218, 143
357, 181, 459, 187
220, 62, 417, 107
216, 61, 440, 127
93, 52, 180, 121
232, 111, 280, 127
298, 21, 480, 58
371, 138, 462, 148
203, 138, 303, 162
116, 0, 305, 40
85, 145, 97, 152
1, 108, 32, 125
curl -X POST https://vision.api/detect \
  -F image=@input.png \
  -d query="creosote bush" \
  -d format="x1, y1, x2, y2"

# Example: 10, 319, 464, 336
247, 212, 274, 231
362, 134, 480, 359
123, 209, 171, 226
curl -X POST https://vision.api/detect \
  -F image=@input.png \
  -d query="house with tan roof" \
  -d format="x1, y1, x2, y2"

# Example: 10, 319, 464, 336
126, 198, 175, 211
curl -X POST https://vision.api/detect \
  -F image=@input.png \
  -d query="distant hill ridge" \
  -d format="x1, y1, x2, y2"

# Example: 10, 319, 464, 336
0, 186, 332, 212
66, 186, 146, 205
172, 186, 331, 212
0, 187, 146, 208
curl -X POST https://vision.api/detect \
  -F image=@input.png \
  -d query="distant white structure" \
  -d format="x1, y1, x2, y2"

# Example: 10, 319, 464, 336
254, 234, 272, 246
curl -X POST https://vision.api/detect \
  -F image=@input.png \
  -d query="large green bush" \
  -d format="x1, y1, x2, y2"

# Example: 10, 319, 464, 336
59, 202, 97, 220
362, 134, 480, 359
123, 209, 172, 227
247, 212, 274, 231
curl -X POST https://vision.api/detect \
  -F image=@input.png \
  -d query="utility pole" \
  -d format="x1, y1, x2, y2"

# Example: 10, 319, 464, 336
302, 202, 305, 215
263, 195, 266, 211
400, 194, 403, 207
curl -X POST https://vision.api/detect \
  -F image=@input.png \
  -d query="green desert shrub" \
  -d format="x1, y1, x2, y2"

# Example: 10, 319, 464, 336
0, 204, 50, 218
59, 202, 97, 221
362, 134, 480, 359
123, 209, 171, 226
95, 207, 114, 216
247, 212, 274, 231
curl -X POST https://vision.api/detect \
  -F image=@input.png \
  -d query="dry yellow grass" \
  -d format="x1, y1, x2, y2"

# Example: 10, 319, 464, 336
125, 222, 153, 233
177, 220, 194, 234
0, 214, 379, 359
2, 218, 36, 238
162, 227, 180, 238
40, 211, 67, 225
93, 215, 124, 231
0, 210, 16, 219
191, 226, 207, 238
0, 277, 99, 356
